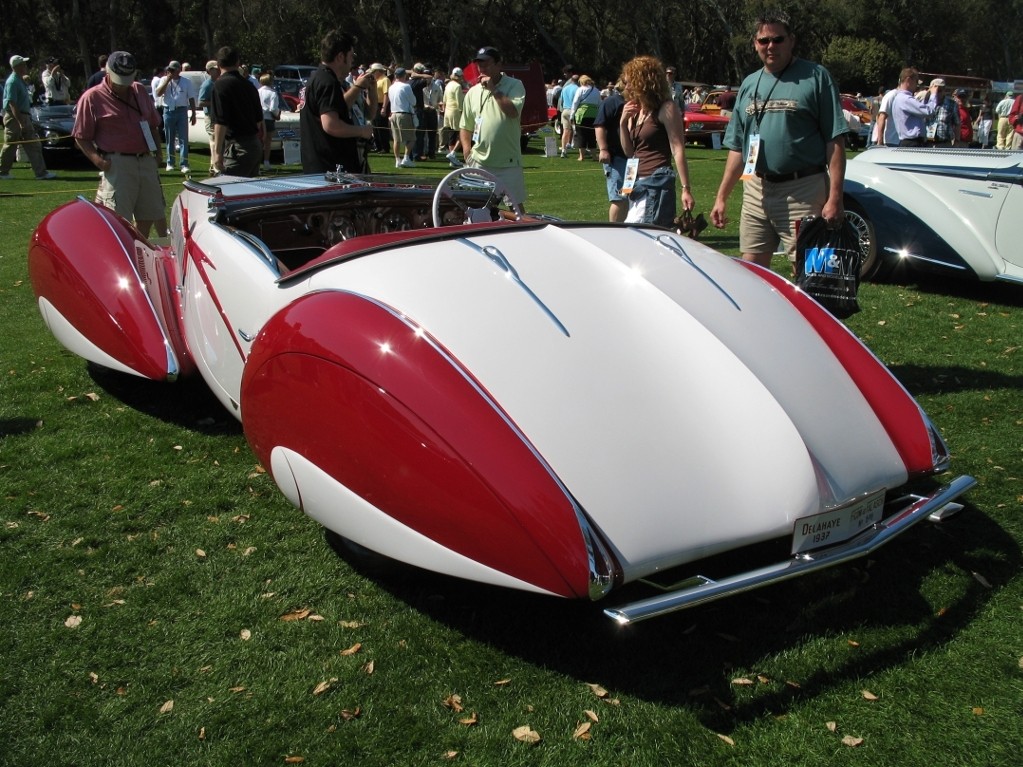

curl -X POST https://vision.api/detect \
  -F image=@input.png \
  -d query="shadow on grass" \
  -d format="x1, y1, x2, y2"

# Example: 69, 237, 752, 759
85, 363, 241, 436
328, 497, 1018, 731
877, 269, 1023, 309
0, 418, 44, 437
889, 363, 1023, 397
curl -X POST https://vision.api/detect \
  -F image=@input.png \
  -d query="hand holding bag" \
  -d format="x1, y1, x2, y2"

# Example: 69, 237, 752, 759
795, 215, 862, 319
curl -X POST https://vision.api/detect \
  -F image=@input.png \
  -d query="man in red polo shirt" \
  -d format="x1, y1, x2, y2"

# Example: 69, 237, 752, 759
73, 51, 167, 237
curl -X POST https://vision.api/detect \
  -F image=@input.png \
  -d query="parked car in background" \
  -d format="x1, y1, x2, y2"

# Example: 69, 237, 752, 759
28, 167, 974, 625
844, 146, 1023, 284
273, 64, 317, 101
30, 104, 77, 155
841, 94, 873, 148
683, 101, 730, 147
181, 69, 300, 153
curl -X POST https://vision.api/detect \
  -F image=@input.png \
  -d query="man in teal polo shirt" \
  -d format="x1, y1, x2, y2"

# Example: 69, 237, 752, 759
1, 55, 57, 180
710, 13, 845, 270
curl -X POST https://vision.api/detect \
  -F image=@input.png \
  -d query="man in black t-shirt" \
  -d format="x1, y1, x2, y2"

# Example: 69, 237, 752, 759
210, 46, 264, 177
300, 30, 376, 174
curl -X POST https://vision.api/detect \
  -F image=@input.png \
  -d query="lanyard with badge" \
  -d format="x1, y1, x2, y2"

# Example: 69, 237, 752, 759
742, 62, 789, 179
472, 81, 499, 144
621, 111, 650, 194
114, 87, 159, 152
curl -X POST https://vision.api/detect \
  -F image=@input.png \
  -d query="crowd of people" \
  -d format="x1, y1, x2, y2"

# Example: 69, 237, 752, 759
868, 73, 1022, 150
5, 20, 1023, 247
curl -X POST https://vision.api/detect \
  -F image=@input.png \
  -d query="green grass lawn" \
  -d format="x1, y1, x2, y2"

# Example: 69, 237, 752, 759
1, 142, 1021, 766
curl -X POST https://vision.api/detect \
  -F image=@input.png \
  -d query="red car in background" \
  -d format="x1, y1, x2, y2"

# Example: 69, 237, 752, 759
684, 99, 730, 147
462, 60, 549, 150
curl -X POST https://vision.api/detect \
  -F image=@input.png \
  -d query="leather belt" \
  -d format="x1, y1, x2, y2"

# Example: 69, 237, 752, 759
757, 166, 826, 183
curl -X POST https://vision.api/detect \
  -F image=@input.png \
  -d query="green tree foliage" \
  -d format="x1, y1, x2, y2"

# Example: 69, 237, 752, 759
2, 0, 1020, 90
822, 37, 902, 94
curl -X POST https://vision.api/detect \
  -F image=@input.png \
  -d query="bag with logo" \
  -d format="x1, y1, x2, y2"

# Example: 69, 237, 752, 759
795, 215, 861, 319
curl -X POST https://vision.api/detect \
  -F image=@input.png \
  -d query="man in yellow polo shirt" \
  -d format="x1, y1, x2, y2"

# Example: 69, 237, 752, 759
459, 46, 526, 210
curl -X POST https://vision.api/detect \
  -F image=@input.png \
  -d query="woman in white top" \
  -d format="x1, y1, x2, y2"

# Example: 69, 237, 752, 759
258, 73, 282, 168
570, 75, 602, 160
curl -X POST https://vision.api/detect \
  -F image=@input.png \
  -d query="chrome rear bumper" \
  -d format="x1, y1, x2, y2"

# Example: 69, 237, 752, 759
603, 475, 977, 625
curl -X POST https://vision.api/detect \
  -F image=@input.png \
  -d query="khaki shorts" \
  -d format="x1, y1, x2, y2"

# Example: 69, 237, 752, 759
390, 113, 415, 148
95, 153, 166, 223
739, 173, 828, 260
466, 158, 527, 207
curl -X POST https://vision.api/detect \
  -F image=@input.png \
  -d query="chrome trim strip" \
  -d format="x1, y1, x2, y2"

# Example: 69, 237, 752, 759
994, 273, 1023, 285
457, 238, 570, 337
603, 474, 976, 625
882, 246, 971, 271
631, 228, 742, 311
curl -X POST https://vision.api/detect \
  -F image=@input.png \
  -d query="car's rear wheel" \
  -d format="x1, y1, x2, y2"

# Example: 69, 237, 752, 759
844, 199, 888, 281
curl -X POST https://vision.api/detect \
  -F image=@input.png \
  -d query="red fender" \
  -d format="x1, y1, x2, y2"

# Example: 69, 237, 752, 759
29, 199, 185, 380
743, 263, 939, 475
241, 290, 592, 597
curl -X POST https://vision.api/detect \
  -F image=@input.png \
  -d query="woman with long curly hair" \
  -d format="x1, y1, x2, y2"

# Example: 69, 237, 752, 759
618, 55, 694, 225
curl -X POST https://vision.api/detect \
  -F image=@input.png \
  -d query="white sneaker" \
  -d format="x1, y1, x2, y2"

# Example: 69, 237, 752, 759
181, 165, 190, 174
445, 151, 463, 167
400, 157, 416, 168
165, 163, 174, 171
395, 159, 402, 168
36, 171, 57, 180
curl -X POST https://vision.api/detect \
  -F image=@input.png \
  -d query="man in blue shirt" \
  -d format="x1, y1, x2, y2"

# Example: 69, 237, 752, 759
1, 55, 56, 180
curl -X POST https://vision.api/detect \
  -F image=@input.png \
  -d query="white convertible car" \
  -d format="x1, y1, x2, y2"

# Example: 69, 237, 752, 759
28, 168, 974, 624
844, 146, 1023, 284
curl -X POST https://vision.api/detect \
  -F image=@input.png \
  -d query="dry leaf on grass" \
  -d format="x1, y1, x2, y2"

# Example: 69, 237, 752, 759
442, 751, 458, 760
493, 678, 511, 686
861, 690, 879, 701
340, 707, 361, 721
64, 615, 82, 629
459, 712, 479, 726
159, 699, 174, 714
972, 707, 985, 715
731, 677, 755, 686
312, 678, 337, 696
572, 721, 592, 740
339, 643, 362, 656
586, 683, 608, 698
362, 660, 375, 675
195, 549, 207, 559
841, 735, 864, 747
442, 694, 464, 712
283, 757, 305, 764
89, 672, 99, 684
280, 608, 311, 622
198, 726, 206, 740
826, 721, 838, 732
240, 629, 251, 641
972, 571, 992, 588
583, 709, 599, 722
339, 620, 365, 629
512, 725, 541, 744
716, 733, 735, 746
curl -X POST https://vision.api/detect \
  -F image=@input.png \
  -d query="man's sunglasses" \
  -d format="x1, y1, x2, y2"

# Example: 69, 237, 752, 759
756, 35, 787, 45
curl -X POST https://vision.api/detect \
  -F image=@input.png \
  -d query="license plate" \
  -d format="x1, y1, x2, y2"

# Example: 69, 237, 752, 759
792, 490, 886, 555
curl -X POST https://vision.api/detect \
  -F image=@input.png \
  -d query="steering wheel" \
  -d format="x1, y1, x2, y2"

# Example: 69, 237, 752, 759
431, 166, 515, 228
